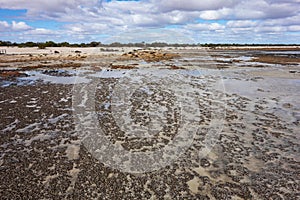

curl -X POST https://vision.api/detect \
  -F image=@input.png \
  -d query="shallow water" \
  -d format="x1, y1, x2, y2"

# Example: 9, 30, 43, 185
0, 49, 299, 199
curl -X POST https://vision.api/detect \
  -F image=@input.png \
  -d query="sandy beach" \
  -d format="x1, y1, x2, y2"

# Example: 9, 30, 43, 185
0, 46, 299, 199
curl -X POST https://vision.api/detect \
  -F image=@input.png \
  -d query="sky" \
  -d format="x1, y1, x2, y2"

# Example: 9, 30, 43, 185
0, 0, 300, 44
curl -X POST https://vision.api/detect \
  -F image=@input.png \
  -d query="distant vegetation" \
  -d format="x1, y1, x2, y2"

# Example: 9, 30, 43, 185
0, 40, 299, 48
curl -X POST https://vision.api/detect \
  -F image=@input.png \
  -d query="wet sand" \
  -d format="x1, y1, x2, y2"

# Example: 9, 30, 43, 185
0, 47, 299, 199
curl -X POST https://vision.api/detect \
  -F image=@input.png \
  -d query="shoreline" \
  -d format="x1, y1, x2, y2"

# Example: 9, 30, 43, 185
0, 47, 299, 199
1, 45, 300, 55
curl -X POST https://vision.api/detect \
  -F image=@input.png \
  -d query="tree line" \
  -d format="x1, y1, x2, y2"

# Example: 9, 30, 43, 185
0, 40, 298, 48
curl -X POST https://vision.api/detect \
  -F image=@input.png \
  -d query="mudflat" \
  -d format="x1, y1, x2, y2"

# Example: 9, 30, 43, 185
0, 46, 299, 199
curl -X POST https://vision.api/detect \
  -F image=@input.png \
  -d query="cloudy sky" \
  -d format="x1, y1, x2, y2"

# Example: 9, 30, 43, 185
0, 0, 300, 44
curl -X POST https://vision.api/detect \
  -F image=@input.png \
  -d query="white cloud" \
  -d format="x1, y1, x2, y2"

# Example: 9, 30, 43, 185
234, 0, 298, 20
0, 0, 299, 43
11, 21, 32, 31
255, 26, 287, 33
0, 20, 32, 31
199, 8, 232, 20
25, 28, 55, 35
185, 23, 225, 31
288, 25, 300, 32
0, 20, 10, 31
105, 28, 195, 44
227, 20, 257, 28
0, 0, 100, 15
152, 0, 239, 12
64, 23, 108, 33
198, 0, 300, 20
262, 14, 300, 27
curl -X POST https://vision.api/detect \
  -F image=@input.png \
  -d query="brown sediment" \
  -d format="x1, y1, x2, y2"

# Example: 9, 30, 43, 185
241, 64, 267, 68
0, 54, 88, 63
250, 55, 300, 64
121, 50, 180, 62
22, 63, 82, 70
216, 60, 233, 64
110, 64, 137, 69
0, 52, 119, 70
169, 65, 185, 70
159, 65, 186, 70
163, 64, 185, 70
0, 70, 28, 77
210, 54, 232, 58
216, 65, 230, 69
214, 47, 300, 51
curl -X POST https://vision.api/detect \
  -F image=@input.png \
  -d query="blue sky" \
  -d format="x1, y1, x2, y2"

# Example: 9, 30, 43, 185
0, 0, 300, 44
